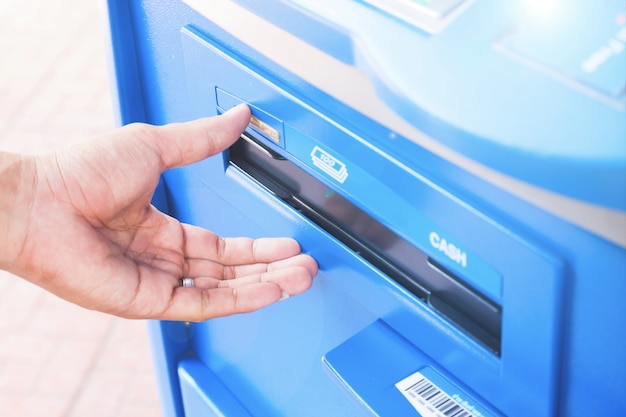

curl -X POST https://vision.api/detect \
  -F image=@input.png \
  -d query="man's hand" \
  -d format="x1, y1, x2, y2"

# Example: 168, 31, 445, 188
3, 105, 317, 321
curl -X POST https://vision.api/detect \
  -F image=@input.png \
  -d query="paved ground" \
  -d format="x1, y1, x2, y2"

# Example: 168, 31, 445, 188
0, 0, 162, 415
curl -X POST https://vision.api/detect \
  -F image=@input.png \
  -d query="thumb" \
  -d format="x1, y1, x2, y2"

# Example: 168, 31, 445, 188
150, 104, 251, 170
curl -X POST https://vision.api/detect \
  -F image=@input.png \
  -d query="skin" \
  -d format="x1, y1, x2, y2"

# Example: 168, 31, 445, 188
0, 104, 317, 321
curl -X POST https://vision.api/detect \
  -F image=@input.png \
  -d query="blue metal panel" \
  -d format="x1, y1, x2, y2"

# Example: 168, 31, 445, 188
178, 357, 253, 417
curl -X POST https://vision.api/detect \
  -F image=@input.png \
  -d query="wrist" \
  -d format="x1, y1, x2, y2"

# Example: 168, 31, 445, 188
0, 152, 37, 272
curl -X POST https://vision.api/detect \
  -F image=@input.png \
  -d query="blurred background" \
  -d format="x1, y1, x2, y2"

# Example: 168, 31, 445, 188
0, 0, 162, 415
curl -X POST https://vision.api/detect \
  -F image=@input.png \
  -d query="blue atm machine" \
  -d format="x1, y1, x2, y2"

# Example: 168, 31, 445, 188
104, 1, 626, 416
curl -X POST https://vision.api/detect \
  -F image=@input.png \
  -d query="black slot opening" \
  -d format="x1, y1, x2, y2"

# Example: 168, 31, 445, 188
229, 134, 502, 355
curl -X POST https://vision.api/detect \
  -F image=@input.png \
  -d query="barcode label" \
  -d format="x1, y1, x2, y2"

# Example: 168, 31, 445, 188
396, 371, 480, 417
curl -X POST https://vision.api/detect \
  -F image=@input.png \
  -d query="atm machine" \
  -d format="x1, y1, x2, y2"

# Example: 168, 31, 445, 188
104, 1, 626, 416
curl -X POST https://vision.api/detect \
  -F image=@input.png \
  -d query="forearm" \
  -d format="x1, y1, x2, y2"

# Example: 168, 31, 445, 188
0, 151, 36, 272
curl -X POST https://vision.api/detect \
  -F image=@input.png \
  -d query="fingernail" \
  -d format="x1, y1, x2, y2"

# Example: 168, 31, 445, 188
279, 291, 290, 301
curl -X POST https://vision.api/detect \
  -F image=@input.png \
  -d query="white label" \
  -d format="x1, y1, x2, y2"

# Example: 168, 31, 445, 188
396, 371, 481, 417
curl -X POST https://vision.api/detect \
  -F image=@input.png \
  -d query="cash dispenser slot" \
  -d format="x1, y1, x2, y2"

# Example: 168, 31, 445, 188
229, 134, 502, 354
